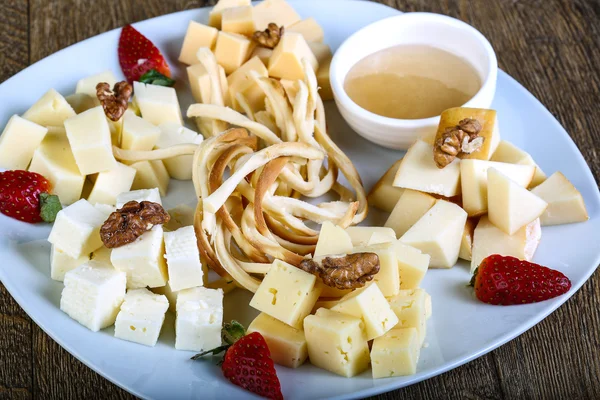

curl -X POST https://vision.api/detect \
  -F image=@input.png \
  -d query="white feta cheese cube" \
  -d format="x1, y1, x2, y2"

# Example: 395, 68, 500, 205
155, 122, 202, 180
133, 82, 183, 126
116, 188, 162, 208
60, 260, 127, 332
87, 162, 137, 206
151, 281, 178, 313
50, 244, 90, 281
23, 89, 76, 126
94, 203, 116, 218
90, 246, 112, 264
0, 115, 48, 170
114, 288, 169, 346
175, 287, 224, 351
163, 226, 204, 292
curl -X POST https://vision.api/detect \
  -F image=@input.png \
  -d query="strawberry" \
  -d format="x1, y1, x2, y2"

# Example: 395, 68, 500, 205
0, 170, 62, 223
471, 254, 571, 305
192, 321, 283, 400
118, 25, 171, 84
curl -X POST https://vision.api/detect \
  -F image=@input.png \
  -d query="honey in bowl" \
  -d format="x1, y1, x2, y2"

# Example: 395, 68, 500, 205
344, 45, 482, 120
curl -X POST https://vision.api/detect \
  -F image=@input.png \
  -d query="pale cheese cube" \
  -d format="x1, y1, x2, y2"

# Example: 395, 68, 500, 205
151, 281, 178, 313
304, 308, 370, 378
164, 226, 204, 292
268, 33, 319, 81
116, 188, 162, 208
187, 63, 212, 104
253, 0, 301, 30
111, 225, 168, 289
459, 218, 476, 261
247, 313, 308, 368
251, 47, 273, 65
60, 260, 126, 332
400, 200, 467, 268
331, 283, 398, 340
121, 111, 161, 151
165, 204, 195, 231
352, 243, 400, 297
316, 55, 333, 101
288, 18, 324, 42
531, 171, 589, 226
208, 0, 251, 28
64, 106, 117, 175
314, 221, 353, 257
133, 82, 183, 126
394, 140, 461, 197
371, 328, 420, 378
249, 259, 321, 329
87, 162, 136, 206
130, 161, 170, 196
388, 289, 428, 346
75, 71, 118, 97
90, 245, 112, 264
175, 287, 224, 351
179, 21, 219, 65
156, 122, 201, 180
345, 226, 396, 247
308, 41, 332, 65
114, 288, 169, 347
227, 56, 268, 113
425, 292, 432, 320
65, 93, 98, 114
0, 115, 48, 170
491, 140, 547, 188
48, 199, 106, 258
394, 241, 430, 290
367, 158, 404, 213
50, 244, 90, 282
222, 6, 256, 36
23, 89, 76, 126
367, 231, 396, 245
311, 298, 339, 314
214, 31, 254, 75
384, 189, 437, 238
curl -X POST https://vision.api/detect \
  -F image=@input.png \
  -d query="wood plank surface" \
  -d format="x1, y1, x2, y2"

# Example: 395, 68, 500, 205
1, 0, 599, 399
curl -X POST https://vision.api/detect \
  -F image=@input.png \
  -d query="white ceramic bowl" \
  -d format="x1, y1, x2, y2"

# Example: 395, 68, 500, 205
330, 12, 498, 150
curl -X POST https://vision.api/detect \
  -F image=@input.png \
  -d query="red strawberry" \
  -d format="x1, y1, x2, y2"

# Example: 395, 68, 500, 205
118, 25, 171, 83
0, 170, 62, 223
471, 254, 571, 305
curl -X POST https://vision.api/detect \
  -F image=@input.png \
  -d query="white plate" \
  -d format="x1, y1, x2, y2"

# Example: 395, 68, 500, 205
0, 1, 599, 399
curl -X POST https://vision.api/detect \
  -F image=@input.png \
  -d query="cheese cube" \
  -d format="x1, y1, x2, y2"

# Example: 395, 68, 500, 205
133, 82, 183, 126
311, 299, 339, 314
253, 0, 301, 31
471, 216, 541, 273
250, 259, 321, 329
116, 188, 162, 207
316, 55, 333, 101
345, 226, 396, 247
121, 111, 161, 151
165, 204, 195, 231
151, 281, 178, 313
214, 31, 254, 75
163, 226, 204, 292
60, 260, 127, 332
155, 122, 201, 180
288, 18, 324, 43
222, 6, 256, 36
0, 115, 48, 170
458, 218, 476, 261
352, 243, 400, 297
394, 241, 430, 290
76, 71, 118, 97
384, 190, 437, 238
114, 288, 169, 347
187, 63, 212, 104
87, 162, 136, 206
268, 33, 319, 81
388, 289, 428, 346
227, 56, 268, 113
48, 199, 106, 258
367, 159, 404, 212
175, 287, 224, 351
308, 41, 332, 65
179, 21, 219, 65
247, 313, 308, 368
50, 244, 90, 282
304, 309, 370, 377
65, 93, 98, 114
331, 283, 398, 340
130, 161, 170, 196
531, 171, 588, 226
208, 0, 251, 28
371, 328, 420, 378
314, 221, 353, 257
90, 245, 112, 264
491, 140, 547, 188
251, 47, 273, 65
111, 225, 168, 289
393, 140, 461, 197
23, 89, 76, 126
400, 200, 467, 268
367, 231, 396, 245
64, 106, 116, 175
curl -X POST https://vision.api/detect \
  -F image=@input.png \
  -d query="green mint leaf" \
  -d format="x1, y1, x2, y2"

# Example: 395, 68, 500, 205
39, 193, 62, 223
139, 69, 175, 87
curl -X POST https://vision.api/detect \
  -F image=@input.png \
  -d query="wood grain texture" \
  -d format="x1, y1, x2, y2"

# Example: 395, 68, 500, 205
1, 0, 599, 399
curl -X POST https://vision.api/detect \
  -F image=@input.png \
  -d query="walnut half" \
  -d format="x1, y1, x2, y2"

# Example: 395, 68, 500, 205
252, 23, 284, 49
299, 253, 380, 290
100, 201, 170, 248
433, 118, 484, 168
96, 81, 133, 121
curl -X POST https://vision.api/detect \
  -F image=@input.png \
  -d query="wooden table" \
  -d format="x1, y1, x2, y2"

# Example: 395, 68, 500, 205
1, 0, 599, 398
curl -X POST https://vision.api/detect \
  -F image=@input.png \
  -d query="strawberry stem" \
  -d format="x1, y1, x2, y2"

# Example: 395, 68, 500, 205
39, 193, 62, 223
190, 320, 247, 360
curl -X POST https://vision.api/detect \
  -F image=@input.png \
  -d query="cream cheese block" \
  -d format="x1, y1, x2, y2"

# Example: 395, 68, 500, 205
175, 287, 224, 351
352, 243, 400, 297
114, 288, 169, 347
50, 244, 90, 282
75, 70, 118, 98
178, 21, 219, 65
388, 288, 428, 346
129, 161, 170, 196
367, 158, 404, 212
60, 260, 127, 332
394, 241, 430, 290
531, 171, 589, 226
121, 111, 161, 151
87, 162, 136, 206
116, 188, 162, 208
156, 122, 202, 180
371, 327, 420, 378
208, 0, 251, 28
268, 33, 319, 81
0, 115, 48, 170
384, 189, 437, 238
163, 226, 204, 292
133, 82, 183, 126
23, 89, 76, 126
491, 140, 547, 188
214, 31, 254, 75
253, 0, 301, 31
313, 221, 353, 257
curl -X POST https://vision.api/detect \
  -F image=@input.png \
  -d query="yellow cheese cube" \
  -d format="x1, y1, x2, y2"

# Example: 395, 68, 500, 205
214, 31, 254, 75
0, 115, 48, 170
130, 161, 170, 196
288, 18, 324, 43
227, 56, 268, 113
251, 47, 273, 65
156, 123, 202, 181
75, 71, 118, 98
247, 313, 308, 368
308, 42, 332, 65
222, 6, 256, 36
268, 33, 319, 81
491, 140, 547, 188
531, 171, 589, 226
304, 308, 370, 377
384, 189, 437, 238
179, 21, 219, 65
352, 243, 400, 297
133, 82, 183, 126
400, 200, 467, 268
50, 244, 90, 282
367, 158, 404, 212
316, 55, 333, 101
107, 115, 124, 147
64, 106, 117, 175
345, 226, 396, 247
394, 241, 430, 290
458, 218, 476, 261
208, 0, 251, 29
87, 163, 136, 205
331, 283, 398, 340
279, 79, 299, 104
187, 63, 212, 104
311, 298, 339, 314
121, 111, 161, 151
23, 89, 76, 126
371, 328, 420, 378
314, 221, 354, 257
65, 93, 98, 114
253, 0, 301, 31
367, 231, 396, 245
249, 259, 321, 329
388, 289, 428, 346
